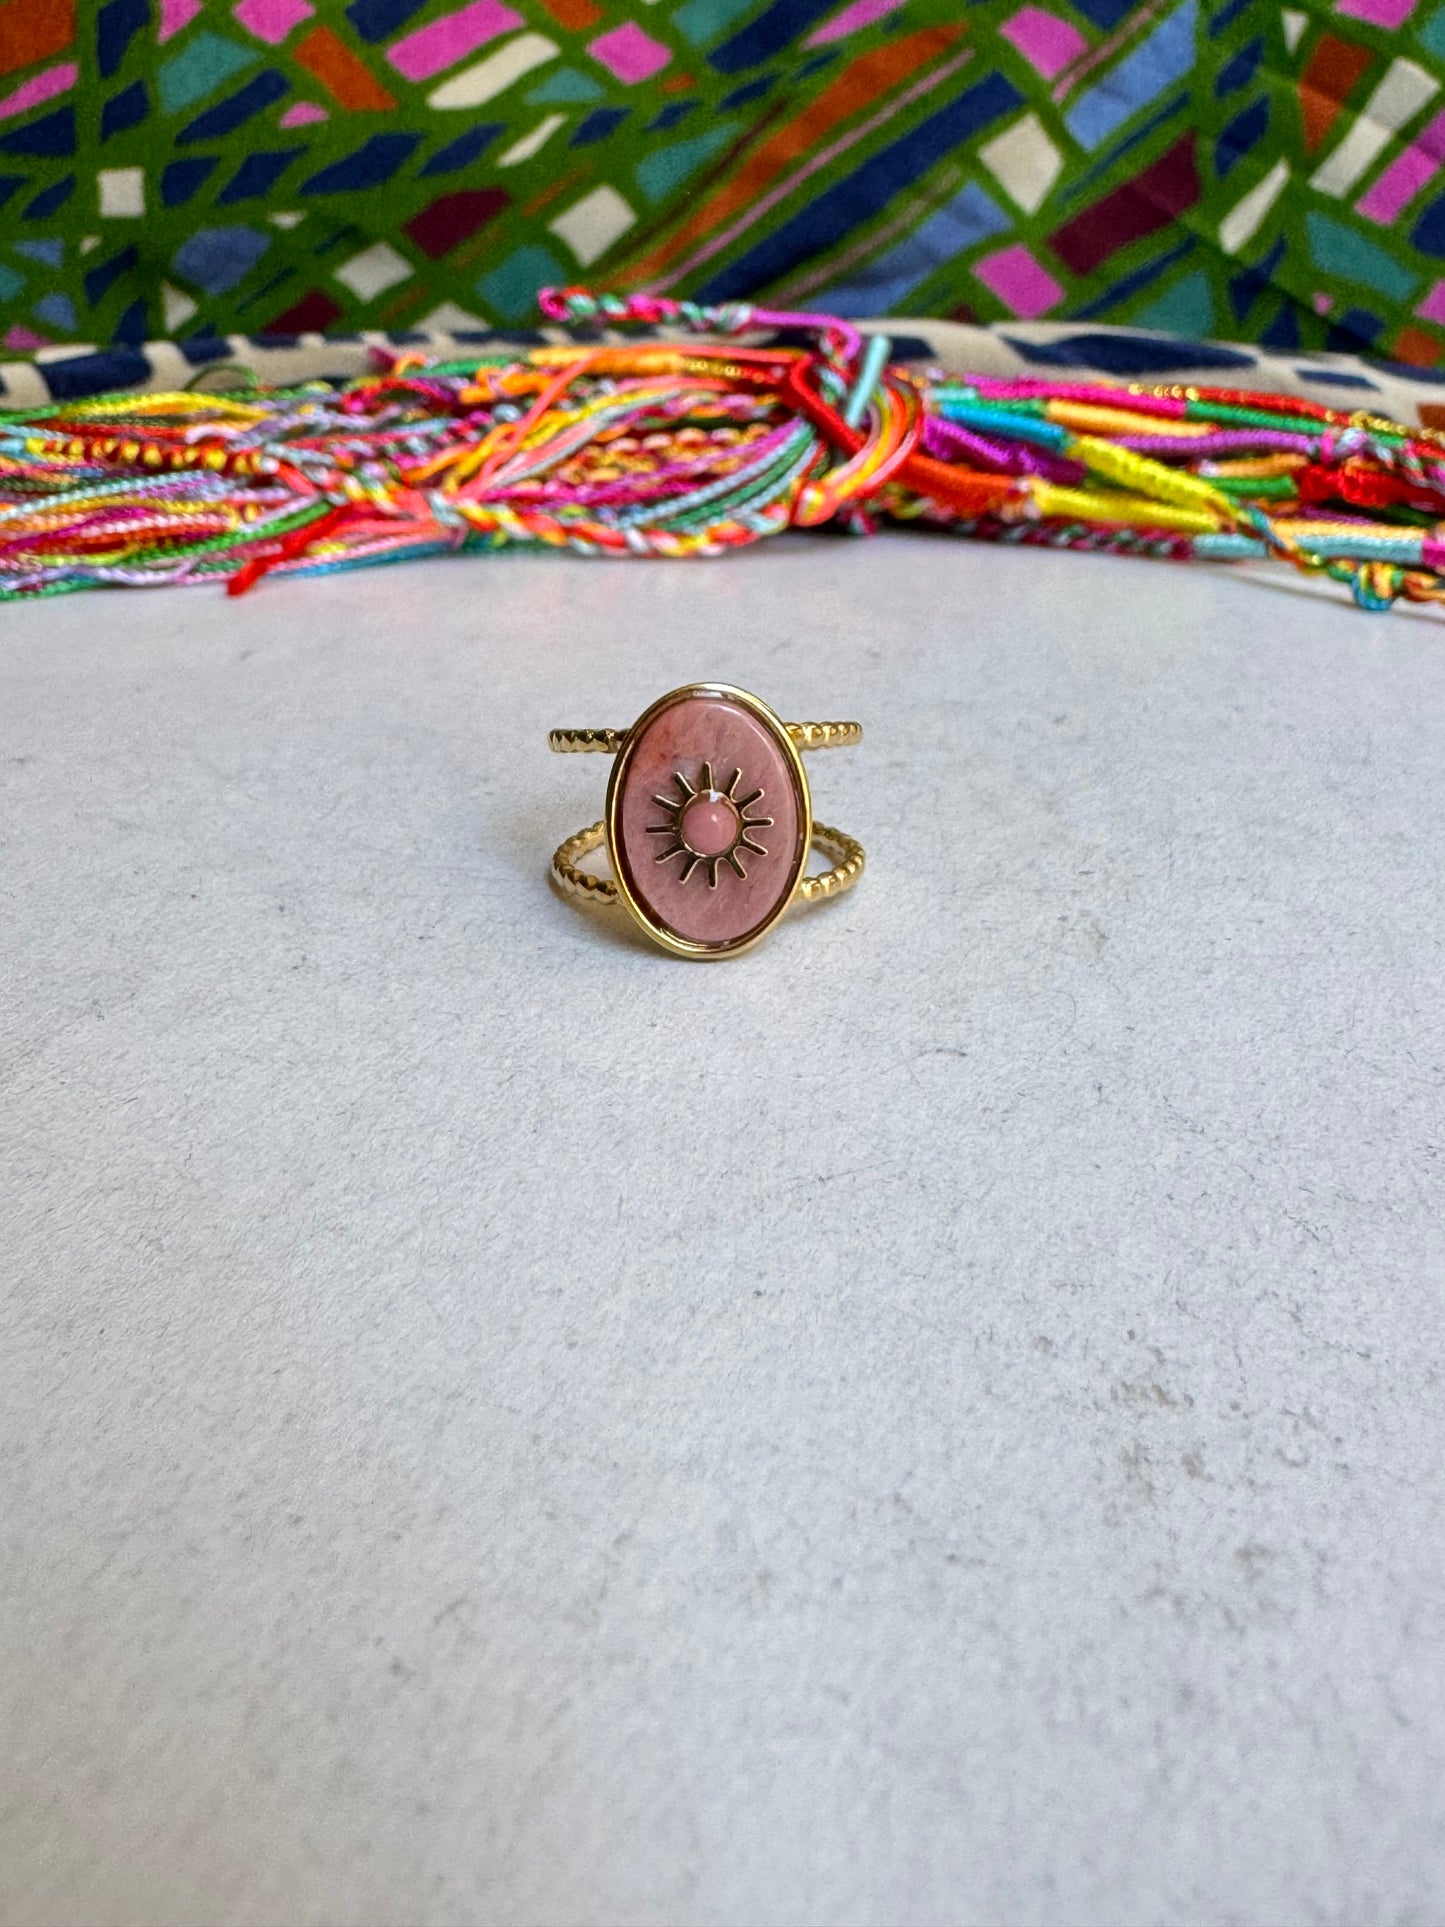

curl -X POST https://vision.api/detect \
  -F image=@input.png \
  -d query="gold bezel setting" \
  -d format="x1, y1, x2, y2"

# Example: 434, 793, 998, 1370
604, 683, 813, 960
548, 688, 863, 959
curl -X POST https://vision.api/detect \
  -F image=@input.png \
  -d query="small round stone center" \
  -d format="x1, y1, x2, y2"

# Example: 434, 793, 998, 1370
680, 793, 739, 858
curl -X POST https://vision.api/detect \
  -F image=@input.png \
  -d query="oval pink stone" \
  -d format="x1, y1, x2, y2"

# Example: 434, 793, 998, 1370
611, 691, 807, 952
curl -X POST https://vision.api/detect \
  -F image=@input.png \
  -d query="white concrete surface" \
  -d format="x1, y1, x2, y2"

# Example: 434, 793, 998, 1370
2, 537, 1443, 1927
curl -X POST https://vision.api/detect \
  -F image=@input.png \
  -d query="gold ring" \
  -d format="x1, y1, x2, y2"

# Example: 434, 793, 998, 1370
549, 682, 864, 959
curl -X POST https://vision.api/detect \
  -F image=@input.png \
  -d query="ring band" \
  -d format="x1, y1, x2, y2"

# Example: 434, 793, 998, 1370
549, 719, 863, 755
549, 683, 864, 959
552, 819, 867, 905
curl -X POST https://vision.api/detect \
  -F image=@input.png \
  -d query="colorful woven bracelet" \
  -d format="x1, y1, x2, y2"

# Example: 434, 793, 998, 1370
2, 285, 1443, 613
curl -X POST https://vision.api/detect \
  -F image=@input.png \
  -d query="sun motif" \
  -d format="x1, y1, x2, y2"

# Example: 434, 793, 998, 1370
647, 760, 774, 886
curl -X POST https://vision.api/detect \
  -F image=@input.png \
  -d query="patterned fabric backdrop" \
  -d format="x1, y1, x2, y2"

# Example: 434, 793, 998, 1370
0, 0, 1443, 359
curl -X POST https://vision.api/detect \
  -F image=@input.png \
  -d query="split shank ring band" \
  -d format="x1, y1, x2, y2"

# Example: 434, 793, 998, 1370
549, 682, 864, 959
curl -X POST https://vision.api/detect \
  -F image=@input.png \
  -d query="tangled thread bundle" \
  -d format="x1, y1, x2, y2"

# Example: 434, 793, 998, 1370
4, 286, 1445, 612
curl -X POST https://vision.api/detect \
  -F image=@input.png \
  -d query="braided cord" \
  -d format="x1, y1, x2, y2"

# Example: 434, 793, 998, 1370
5, 284, 1445, 610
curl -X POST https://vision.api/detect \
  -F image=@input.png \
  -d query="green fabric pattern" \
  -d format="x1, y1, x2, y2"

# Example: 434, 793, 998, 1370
0, 0, 1442, 362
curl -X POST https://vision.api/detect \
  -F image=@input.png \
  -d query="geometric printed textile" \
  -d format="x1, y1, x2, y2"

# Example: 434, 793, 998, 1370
1, 0, 1444, 365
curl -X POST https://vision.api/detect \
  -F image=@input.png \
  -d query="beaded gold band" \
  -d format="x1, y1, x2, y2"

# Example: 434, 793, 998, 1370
549, 683, 864, 959
548, 719, 863, 755
551, 820, 867, 907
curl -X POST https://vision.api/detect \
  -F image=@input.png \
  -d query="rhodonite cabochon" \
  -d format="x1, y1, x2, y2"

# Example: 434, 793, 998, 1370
611, 689, 808, 952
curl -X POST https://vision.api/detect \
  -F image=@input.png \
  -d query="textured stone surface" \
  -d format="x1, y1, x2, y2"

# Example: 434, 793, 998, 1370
2, 538, 1444, 1927
614, 689, 804, 950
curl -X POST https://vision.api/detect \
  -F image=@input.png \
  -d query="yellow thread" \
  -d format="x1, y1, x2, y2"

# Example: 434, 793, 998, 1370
1072, 435, 1236, 517
1029, 481, 1225, 534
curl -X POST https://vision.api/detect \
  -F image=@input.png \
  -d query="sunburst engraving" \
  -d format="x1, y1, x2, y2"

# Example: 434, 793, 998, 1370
646, 759, 774, 887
